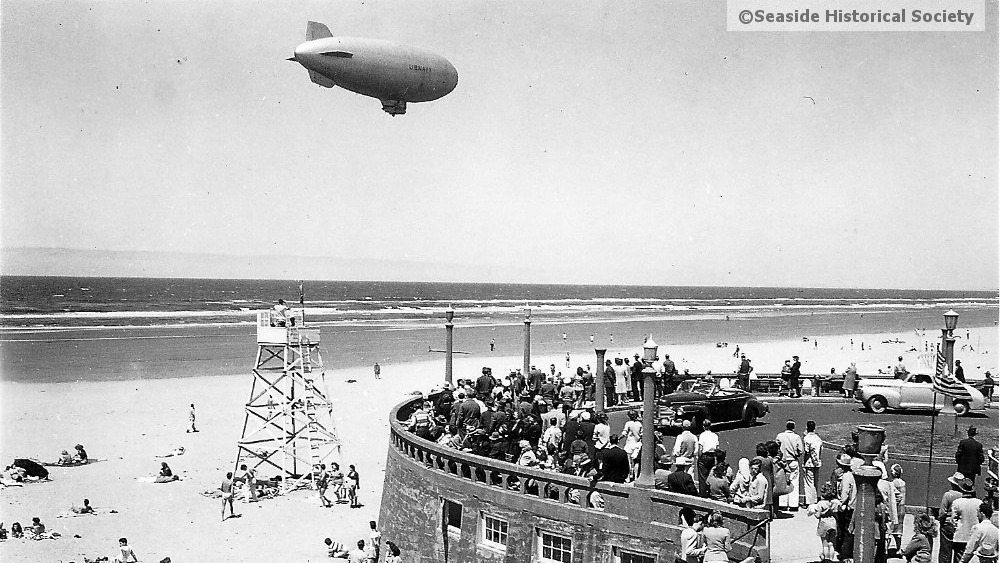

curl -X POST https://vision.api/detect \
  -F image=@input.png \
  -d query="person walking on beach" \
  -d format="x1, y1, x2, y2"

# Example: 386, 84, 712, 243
315, 463, 332, 507
373, 362, 381, 380
490, 337, 495, 352
187, 403, 198, 433
221, 472, 236, 521
347, 464, 361, 508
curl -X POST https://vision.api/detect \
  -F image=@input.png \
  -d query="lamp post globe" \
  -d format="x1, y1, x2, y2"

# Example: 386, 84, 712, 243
944, 310, 959, 331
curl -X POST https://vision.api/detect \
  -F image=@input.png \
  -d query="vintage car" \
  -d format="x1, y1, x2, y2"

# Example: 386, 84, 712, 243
655, 378, 769, 432
856, 373, 986, 416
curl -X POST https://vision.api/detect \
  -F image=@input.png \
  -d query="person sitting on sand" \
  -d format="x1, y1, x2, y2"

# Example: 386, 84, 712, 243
29, 517, 45, 539
154, 462, 179, 483
11, 522, 23, 538
0, 522, 7, 540
115, 537, 139, 563
71, 498, 94, 514
58, 450, 73, 465
6, 465, 26, 482
324, 538, 349, 558
73, 444, 88, 463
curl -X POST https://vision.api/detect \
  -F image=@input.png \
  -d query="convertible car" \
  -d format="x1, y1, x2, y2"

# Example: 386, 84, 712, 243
856, 373, 986, 416
655, 379, 769, 432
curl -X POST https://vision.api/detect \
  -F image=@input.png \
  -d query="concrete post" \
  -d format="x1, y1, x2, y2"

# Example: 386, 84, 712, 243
853, 465, 881, 563
595, 349, 607, 413
445, 308, 455, 386
522, 308, 531, 378
634, 365, 657, 488
854, 424, 885, 563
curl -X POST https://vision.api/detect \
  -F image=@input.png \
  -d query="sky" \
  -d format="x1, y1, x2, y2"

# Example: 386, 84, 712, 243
2, 0, 997, 290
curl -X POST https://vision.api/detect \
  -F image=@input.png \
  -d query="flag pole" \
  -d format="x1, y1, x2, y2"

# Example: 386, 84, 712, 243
925, 389, 937, 511
299, 280, 305, 325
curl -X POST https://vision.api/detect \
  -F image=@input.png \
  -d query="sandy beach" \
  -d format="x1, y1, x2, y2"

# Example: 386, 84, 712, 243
1, 323, 996, 561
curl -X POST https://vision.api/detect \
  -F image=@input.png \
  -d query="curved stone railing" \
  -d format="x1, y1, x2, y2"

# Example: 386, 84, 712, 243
388, 396, 771, 560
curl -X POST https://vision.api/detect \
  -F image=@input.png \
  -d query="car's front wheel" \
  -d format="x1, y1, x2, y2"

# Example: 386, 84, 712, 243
953, 401, 970, 416
867, 396, 888, 414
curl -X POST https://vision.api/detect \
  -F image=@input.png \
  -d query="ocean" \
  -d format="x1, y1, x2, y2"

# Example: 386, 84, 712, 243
1, 276, 996, 383
1, 276, 996, 330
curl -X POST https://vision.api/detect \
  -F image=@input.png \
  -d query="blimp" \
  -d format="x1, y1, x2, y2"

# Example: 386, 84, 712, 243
288, 21, 458, 116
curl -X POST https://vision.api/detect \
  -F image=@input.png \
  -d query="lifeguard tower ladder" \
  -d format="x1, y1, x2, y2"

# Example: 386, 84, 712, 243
234, 310, 340, 490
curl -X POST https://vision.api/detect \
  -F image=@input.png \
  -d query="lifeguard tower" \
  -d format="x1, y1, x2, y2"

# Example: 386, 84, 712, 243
233, 309, 340, 490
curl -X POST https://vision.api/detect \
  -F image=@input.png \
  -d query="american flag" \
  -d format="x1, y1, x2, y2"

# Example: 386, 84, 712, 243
932, 350, 973, 400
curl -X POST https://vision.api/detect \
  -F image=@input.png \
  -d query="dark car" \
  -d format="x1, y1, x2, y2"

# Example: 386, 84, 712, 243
655, 378, 769, 432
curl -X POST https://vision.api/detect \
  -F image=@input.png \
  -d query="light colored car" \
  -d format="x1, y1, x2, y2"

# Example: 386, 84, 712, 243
856, 373, 986, 416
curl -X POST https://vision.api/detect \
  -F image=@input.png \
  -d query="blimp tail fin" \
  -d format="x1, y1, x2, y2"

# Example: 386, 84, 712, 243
308, 70, 335, 88
306, 21, 333, 41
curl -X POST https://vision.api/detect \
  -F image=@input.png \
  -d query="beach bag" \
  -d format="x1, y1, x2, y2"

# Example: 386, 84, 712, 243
773, 462, 793, 496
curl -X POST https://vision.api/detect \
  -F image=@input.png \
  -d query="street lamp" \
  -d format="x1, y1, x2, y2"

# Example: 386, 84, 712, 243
941, 310, 959, 375
635, 335, 659, 488
944, 310, 959, 331
522, 307, 532, 378
444, 306, 455, 385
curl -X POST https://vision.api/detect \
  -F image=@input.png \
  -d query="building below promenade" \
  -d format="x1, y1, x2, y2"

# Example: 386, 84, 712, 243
379, 397, 771, 562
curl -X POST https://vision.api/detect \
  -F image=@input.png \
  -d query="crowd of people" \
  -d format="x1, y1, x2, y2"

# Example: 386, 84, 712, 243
403, 363, 998, 563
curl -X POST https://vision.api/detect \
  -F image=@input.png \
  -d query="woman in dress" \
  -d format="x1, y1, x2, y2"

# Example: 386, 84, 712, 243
889, 464, 907, 555
620, 410, 643, 480
702, 511, 733, 563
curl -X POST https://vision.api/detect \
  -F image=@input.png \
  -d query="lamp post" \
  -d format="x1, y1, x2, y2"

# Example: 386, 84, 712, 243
942, 309, 959, 375
853, 424, 886, 563
634, 335, 659, 488
445, 307, 455, 386
522, 307, 531, 378
595, 348, 607, 413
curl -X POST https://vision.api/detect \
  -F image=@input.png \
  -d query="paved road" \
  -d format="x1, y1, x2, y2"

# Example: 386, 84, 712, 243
607, 398, 997, 507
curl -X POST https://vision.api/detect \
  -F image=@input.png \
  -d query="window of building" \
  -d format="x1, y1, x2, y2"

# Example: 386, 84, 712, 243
481, 514, 508, 550
444, 499, 462, 535
538, 530, 573, 563
614, 547, 657, 563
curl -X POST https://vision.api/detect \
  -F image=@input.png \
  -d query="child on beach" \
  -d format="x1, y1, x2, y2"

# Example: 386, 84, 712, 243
806, 483, 842, 563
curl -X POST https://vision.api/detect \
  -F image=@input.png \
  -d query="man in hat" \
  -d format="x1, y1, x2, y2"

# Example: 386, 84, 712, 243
954, 360, 966, 383
654, 455, 673, 490
630, 354, 644, 401
956, 426, 985, 486
476, 367, 495, 399
836, 453, 857, 557
941, 472, 970, 563
952, 478, 983, 563
737, 354, 753, 390
528, 365, 544, 397
597, 434, 630, 484
668, 456, 699, 496
789, 356, 802, 398
603, 359, 617, 407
